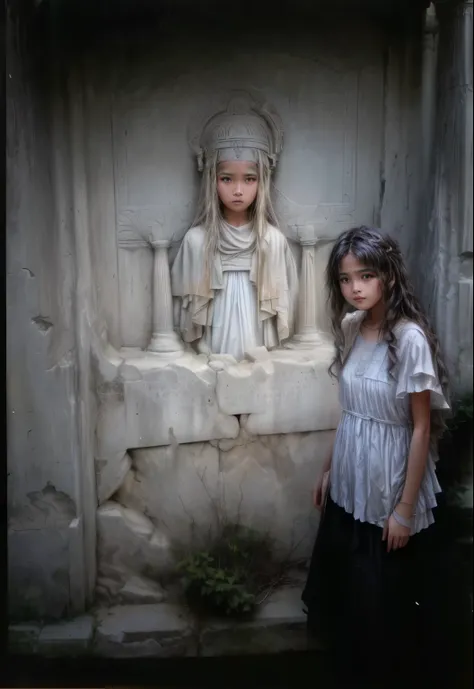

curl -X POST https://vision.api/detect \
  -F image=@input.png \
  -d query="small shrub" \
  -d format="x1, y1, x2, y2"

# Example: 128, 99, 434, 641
176, 524, 281, 618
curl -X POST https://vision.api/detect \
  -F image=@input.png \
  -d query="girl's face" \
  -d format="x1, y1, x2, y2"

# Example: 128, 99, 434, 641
338, 253, 384, 312
216, 161, 258, 218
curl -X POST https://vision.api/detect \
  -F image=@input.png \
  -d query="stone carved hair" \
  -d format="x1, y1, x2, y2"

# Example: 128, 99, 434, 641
193, 149, 279, 272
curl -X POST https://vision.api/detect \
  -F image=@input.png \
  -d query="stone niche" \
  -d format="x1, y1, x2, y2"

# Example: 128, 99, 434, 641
81, 12, 397, 599
8, 0, 472, 627
17, 2, 428, 613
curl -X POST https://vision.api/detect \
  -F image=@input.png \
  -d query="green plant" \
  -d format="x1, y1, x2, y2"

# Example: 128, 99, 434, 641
176, 524, 280, 618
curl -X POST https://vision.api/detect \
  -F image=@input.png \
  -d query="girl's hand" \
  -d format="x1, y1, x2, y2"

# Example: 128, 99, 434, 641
312, 470, 329, 511
382, 514, 410, 552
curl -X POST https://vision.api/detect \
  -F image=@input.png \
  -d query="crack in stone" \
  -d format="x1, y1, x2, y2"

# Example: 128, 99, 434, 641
21, 268, 35, 278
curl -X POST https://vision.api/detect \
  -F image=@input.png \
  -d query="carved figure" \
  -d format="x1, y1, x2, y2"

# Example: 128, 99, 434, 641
171, 95, 298, 361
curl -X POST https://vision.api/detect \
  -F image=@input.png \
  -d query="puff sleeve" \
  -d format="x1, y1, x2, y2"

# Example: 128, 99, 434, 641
395, 326, 450, 411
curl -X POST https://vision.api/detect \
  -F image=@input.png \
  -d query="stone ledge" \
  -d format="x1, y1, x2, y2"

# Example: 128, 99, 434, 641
94, 603, 197, 658
9, 585, 323, 659
37, 616, 94, 657
8, 623, 42, 654
199, 585, 323, 657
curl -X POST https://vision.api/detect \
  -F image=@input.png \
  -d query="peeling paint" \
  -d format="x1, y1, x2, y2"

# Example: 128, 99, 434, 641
31, 316, 53, 333
9, 483, 76, 530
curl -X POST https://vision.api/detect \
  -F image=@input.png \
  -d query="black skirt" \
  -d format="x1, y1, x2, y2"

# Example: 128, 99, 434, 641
302, 494, 472, 685
302, 495, 437, 671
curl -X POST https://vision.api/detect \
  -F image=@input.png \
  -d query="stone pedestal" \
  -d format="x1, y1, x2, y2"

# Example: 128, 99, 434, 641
148, 240, 184, 357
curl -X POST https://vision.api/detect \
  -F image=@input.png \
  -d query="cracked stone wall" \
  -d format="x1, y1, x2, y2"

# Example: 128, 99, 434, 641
10, 1, 470, 624
6, 0, 97, 621
93, 346, 339, 602
96, 430, 336, 604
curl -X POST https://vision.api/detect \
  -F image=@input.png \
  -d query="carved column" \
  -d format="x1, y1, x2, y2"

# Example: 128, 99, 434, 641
148, 240, 184, 356
286, 224, 331, 349
292, 237, 323, 346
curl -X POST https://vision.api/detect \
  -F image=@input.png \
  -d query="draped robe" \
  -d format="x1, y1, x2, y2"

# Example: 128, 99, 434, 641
171, 222, 298, 361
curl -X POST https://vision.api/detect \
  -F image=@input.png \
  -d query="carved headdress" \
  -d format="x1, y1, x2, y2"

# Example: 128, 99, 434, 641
193, 94, 284, 171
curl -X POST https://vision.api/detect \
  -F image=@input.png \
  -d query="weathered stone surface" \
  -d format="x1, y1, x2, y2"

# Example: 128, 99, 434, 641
244, 346, 272, 363
8, 527, 70, 621
96, 502, 173, 600
216, 348, 339, 436
118, 576, 166, 605
38, 616, 94, 656
95, 604, 196, 658
109, 430, 333, 574
96, 352, 239, 459
8, 623, 42, 654
218, 431, 334, 558
208, 353, 238, 372
96, 451, 132, 505
200, 585, 321, 656
116, 443, 221, 549
112, 430, 332, 565
8, 483, 76, 530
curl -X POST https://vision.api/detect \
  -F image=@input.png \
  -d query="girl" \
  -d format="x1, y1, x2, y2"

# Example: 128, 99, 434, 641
171, 105, 297, 361
302, 226, 450, 682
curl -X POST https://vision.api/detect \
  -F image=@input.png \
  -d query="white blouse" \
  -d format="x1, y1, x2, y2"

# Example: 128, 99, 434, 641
329, 320, 450, 535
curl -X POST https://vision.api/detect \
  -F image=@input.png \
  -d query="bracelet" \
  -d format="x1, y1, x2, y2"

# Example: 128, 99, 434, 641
398, 500, 417, 516
392, 508, 412, 529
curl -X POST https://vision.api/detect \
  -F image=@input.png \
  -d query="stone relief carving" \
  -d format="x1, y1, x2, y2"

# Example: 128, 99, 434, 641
91, 93, 340, 601
171, 93, 301, 361
110, 73, 369, 353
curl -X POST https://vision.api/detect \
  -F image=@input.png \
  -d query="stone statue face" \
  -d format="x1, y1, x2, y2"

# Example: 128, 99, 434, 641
216, 160, 258, 221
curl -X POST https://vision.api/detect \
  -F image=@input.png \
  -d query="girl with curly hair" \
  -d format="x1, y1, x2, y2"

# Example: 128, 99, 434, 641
302, 226, 451, 683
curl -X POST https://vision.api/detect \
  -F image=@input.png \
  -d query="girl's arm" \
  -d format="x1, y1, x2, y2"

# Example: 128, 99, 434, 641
398, 390, 431, 514
384, 390, 431, 551
322, 430, 336, 473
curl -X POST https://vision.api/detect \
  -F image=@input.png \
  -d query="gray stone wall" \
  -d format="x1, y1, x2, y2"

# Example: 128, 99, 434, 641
6, 1, 95, 621
10, 0, 468, 627
418, 0, 473, 394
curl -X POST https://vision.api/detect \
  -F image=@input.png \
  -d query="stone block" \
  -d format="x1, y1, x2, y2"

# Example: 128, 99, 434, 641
96, 501, 173, 600
115, 443, 221, 549
200, 585, 322, 656
216, 347, 339, 435
8, 527, 70, 621
108, 430, 333, 576
94, 604, 196, 658
38, 616, 94, 656
8, 623, 41, 654
218, 431, 333, 558
118, 576, 166, 605
96, 451, 132, 505
96, 352, 239, 458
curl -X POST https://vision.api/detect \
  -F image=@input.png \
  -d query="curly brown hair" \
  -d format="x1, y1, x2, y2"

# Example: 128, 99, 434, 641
326, 226, 450, 439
